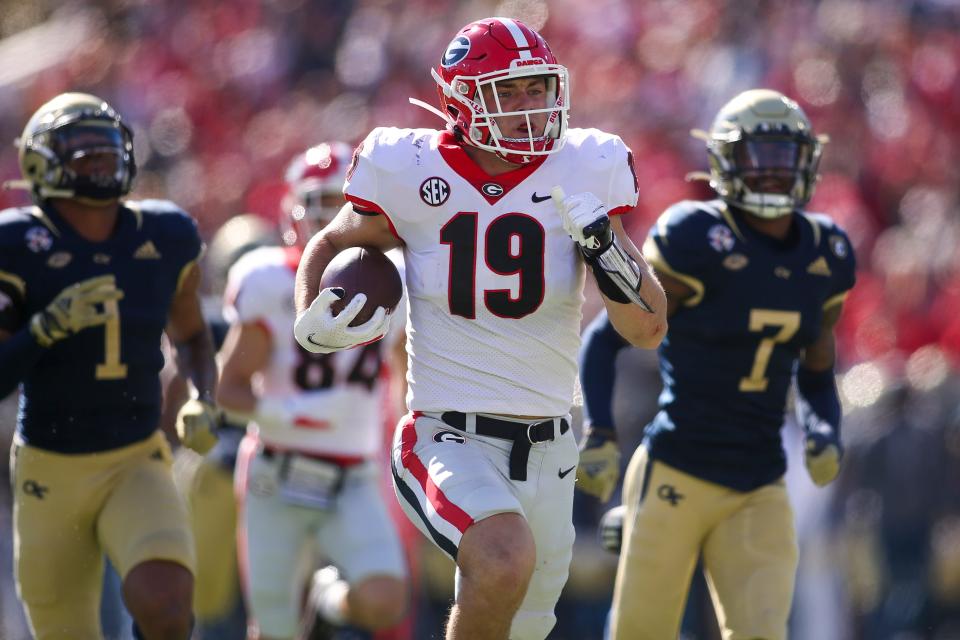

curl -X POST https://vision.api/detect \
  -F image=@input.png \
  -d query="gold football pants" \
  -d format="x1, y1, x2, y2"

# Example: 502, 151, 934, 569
610, 446, 798, 640
12, 430, 195, 640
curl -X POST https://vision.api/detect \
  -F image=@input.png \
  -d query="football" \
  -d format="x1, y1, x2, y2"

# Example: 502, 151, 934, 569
319, 246, 403, 326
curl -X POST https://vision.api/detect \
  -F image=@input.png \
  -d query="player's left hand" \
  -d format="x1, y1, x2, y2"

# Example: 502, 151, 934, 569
804, 425, 843, 487
551, 188, 610, 252
576, 427, 621, 502
176, 398, 221, 454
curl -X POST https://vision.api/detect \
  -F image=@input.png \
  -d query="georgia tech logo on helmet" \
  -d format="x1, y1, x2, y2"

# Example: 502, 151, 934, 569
420, 177, 450, 206
441, 36, 471, 68
433, 430, 466, 444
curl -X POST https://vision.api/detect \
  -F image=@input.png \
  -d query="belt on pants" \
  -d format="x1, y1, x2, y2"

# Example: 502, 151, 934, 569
440, 411, 570, 481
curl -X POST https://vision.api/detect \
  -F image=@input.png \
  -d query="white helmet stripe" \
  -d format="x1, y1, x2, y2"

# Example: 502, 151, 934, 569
496, 17, 533, 59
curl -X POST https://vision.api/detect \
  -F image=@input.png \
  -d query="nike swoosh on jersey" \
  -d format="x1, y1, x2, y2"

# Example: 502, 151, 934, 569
531, 193, 552, 203
558, 465, 576, 479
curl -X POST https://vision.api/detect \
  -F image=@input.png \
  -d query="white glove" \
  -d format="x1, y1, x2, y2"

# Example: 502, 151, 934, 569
551, 188, 608, 251
294, 287, 391, 354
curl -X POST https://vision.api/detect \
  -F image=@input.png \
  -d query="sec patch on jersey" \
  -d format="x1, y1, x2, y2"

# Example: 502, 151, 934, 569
320, 246, 402, 325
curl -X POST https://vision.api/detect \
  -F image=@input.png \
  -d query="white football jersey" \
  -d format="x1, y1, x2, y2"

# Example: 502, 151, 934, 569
224, 245, 406, 458
345, 127, 638, 416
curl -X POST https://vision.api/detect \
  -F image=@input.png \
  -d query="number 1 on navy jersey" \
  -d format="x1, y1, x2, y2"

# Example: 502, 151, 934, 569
95, 297, 127, 380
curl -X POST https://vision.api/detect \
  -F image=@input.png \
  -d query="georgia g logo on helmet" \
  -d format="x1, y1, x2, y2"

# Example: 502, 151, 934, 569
10, 92, 137, 206
441, 36, 471, 68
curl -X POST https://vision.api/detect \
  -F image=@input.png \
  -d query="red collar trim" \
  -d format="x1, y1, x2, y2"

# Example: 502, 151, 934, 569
437, 131, 546, 205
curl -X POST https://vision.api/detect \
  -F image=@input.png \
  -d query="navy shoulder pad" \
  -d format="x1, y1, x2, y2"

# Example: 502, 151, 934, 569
0, 206, 40, 236
803, 211, 856, 297
646, 200, 729, 275
126, 199, 203, 265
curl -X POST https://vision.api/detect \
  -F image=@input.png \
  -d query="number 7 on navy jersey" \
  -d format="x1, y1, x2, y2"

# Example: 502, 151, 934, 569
440, 212, 545, 319
739, 308, 800, 392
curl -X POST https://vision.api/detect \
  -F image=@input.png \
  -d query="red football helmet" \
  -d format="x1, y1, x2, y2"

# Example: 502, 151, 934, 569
281, 142, 353, 246
432, 17, 569, 164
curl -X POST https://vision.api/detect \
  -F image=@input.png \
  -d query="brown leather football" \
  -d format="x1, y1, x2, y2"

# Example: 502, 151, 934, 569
319, 247, 402, 326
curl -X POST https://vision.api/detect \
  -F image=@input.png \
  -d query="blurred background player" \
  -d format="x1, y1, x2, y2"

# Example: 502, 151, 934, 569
0, 92, 219, 639
217, 141, 410, 640
171, 213, 280, 640
581, 89, 855, 639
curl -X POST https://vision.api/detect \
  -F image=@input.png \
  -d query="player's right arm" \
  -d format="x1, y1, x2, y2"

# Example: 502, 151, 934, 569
0, 272, 120, 398
293, 204, 401, 354
216, 321, 271, 420
219, 254, 305, 431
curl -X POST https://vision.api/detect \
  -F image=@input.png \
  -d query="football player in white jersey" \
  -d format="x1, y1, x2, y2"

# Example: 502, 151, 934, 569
216, 143, 409, 640
293, 18, 667, 640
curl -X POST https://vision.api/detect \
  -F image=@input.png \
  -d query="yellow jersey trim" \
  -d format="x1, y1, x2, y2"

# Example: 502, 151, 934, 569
823, 291, 849, 310
175, 259, 198, 294
0, 270, 26, 298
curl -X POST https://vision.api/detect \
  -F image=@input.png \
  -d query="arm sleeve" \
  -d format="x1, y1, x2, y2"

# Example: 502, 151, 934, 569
796, 366, 841, 437
579, 310, 630, 429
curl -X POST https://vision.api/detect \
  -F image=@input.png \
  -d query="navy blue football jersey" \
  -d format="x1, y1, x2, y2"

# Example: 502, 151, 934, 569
0, 201, 202, 453
641, 200, 856, 491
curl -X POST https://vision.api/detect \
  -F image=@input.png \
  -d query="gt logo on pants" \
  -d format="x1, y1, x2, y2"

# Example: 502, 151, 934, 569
433, 431, 465, 444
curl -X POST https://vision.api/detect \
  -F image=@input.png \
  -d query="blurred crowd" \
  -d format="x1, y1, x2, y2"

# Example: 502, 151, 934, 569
1, 0, 959, 638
